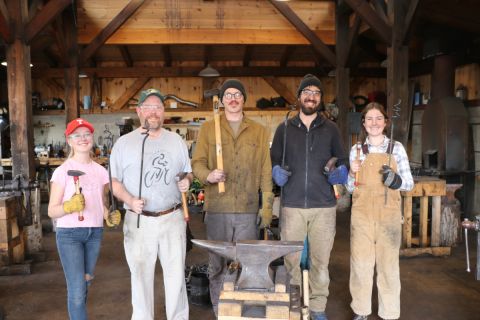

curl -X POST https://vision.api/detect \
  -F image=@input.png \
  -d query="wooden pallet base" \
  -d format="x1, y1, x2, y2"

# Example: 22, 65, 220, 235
218, 266, 302, 320
400, 246, 451, 257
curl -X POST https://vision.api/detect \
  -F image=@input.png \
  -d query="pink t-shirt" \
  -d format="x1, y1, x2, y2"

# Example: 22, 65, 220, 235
51, 158, 109, 228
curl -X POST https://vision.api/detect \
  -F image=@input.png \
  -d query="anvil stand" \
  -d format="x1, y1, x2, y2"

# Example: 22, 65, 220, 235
192, 239, 304, 320
462, 215, 480, 280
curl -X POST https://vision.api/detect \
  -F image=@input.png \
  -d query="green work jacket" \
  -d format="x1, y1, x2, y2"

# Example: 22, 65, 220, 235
192, 114, 272, 213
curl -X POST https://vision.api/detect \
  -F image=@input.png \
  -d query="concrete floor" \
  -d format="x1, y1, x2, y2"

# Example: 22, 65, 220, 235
1, 208, 479, 320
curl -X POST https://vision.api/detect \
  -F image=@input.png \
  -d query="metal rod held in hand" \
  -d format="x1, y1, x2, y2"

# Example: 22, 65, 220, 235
385, 99, 401, 205
137, 120, 150, 228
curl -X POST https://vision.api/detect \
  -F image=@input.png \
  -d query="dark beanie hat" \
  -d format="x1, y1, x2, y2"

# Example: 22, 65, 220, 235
219, 79, 247, 102
297, 74, 322, 97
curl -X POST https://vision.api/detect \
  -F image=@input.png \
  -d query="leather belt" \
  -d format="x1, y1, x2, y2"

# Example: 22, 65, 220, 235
141, 203, 182, 217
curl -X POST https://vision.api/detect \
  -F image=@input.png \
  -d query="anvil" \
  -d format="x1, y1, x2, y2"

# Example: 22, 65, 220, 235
192, 239, 303, 290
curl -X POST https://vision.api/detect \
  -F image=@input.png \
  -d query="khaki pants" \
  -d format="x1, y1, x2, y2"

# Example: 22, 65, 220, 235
350, 153, 402, 320
281, 206, 336, 313
205, 212, 258, 313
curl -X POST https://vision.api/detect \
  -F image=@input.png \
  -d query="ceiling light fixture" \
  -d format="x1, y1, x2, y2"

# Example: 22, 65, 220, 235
198, 64, 220, 77
78, 72, 88, 78
327, 69, 336, 77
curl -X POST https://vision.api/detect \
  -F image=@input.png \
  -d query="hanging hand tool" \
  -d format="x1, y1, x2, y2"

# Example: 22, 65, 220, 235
204, 88, 225, 193
67, 170, 86, 221
175, 172, 190, 222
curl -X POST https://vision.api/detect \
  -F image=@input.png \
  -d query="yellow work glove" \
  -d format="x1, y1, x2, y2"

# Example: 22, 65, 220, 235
105, 210, 122, 227
63, 194, 85, 213
259, 191, 274, 227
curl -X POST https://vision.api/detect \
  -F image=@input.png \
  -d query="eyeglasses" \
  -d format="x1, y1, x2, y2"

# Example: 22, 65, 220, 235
140, 105, 164, 111
301, 89, 322, 97
224, 92, 243, 100
68, 132, 93, 140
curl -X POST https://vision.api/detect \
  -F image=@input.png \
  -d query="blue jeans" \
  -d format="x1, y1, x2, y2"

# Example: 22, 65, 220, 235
56, 227, 103, 320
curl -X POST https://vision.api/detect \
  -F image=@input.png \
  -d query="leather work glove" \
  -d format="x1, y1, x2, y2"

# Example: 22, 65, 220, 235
259, 191, 274, 227
272, 165, 291, 187
105, 209, 122, 227
380, 165, 402, 190
326, 164, 348, 185
63, 194, 85, 213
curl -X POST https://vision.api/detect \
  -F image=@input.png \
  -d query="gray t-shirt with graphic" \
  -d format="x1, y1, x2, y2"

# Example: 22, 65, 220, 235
110, 128, 191, 212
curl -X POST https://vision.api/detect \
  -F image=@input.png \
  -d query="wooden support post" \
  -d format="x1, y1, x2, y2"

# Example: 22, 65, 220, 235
335, 3, 353, 151
431, 196, 442, 246
402, 195, 412, 248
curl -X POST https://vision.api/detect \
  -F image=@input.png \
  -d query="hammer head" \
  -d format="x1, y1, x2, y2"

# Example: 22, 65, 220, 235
67, 170, 86, 177
204, 88, 220, 99
324, 157, 338, 173
175, 172, 188, 182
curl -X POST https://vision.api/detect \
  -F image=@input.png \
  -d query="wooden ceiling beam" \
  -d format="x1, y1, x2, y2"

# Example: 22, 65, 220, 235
110, 77, 151, 111
372, 0, 389, 25
78, 29, 335, 46
0, 2, 11, 43
162, 45, 171, 67
344, 13, 362, 67
344, 0, 392, 45
119, 45, 133, 67
269, 0, 336, 66
401, 0, 420, 45
279, 46, 295, 67
33, 66, 386, 79
80, 0, 144, 65
262, 76, 296, 105
243, 45, 252, 67
25, 0, 71, 44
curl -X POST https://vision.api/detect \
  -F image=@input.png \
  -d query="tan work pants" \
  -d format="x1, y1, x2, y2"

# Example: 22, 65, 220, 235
281, 206, 336, 313
350, 153, 402, 320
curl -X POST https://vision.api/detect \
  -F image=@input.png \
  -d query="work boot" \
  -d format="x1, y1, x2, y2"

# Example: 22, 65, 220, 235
310, 311, 328, 320
352, 314, 368, 320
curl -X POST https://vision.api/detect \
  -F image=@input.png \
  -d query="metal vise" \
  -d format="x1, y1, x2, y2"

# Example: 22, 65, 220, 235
462, 215, 480, 280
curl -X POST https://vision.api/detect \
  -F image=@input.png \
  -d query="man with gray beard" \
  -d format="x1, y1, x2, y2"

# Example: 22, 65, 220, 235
270, 74, 348, 320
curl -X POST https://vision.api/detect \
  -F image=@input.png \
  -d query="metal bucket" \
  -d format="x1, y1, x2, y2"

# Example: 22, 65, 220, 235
186, 265, 210, 306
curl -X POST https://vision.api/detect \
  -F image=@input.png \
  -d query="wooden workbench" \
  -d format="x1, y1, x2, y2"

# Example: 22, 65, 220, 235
400, 176, 450, 257
1, 157, 108, 167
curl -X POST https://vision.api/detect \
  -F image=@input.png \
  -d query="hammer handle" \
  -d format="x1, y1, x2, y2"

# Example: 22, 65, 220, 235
213, 97, 225, 193
181, 192, 189, 222
73, 177, 84, 221
333, 185, 340, 199
354, 143, 361, 186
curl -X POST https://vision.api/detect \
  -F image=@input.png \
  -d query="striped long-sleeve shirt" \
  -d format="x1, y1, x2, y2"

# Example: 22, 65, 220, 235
346, 136, 414, 193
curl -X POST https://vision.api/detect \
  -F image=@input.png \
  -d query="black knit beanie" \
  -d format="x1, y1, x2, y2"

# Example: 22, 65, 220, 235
219, 79, 247, 102
296, 74, 323, 97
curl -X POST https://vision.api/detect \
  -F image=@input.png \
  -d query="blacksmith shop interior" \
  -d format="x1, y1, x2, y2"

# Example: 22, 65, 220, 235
0, 1, 480, 320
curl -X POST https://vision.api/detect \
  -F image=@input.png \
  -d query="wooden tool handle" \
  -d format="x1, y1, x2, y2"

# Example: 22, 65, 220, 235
302, 269, 309, 314
354, 143, 361, 186
181, 192, 189, 222
333, 185, 340, 199
213, 97, 225, 193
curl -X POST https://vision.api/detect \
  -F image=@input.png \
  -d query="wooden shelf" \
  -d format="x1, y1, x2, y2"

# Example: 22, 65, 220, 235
33, 108, 292, 117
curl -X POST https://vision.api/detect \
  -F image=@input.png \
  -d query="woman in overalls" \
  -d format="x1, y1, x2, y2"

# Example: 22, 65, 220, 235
346, 102, 414, 320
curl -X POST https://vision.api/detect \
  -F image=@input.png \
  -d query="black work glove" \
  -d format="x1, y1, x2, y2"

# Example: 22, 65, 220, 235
380, 165, 402, 190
